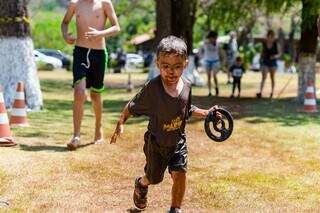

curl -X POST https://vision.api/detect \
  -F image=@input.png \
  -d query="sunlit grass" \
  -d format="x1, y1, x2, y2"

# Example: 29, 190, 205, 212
0, 70, 319, 212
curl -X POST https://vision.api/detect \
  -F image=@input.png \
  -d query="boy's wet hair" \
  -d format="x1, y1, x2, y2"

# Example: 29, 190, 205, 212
236, 56, 242, 62
156, 36, 187, 58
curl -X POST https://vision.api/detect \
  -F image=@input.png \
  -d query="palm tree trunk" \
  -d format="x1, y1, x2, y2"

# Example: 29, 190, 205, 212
0, 0, 42, 109
297, 0, 318, 103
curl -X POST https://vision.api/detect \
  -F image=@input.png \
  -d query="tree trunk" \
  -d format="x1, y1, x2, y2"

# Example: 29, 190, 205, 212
288, 15, 298, 62
155, 0, 171, 44
0, 0, 43, 110
237, 18, 256, 47
297, 0, 319, 103
298, 55, 316, 102
155, 0, 197, 54
171, 0, 197, 54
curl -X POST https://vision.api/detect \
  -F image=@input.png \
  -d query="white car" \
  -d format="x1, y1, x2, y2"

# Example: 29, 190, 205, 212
34, 50, 63, 71
125, 53, 144, 70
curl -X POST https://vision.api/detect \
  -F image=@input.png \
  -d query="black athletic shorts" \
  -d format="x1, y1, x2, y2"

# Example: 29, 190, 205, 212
72, 46, 106, 93
143, 131, 188, 184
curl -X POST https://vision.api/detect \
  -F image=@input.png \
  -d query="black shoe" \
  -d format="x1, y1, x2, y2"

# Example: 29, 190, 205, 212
133, 177, 148, 210
168, 207, 182, 213
208, 92, 212, 97
215, 87, 219, 96
230, 94, 234, 98
237, 94, 240, 98
270, 93, 273, 98
256, 93, 262, 99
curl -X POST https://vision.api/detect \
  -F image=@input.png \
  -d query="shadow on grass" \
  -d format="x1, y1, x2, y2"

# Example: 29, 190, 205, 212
191, 95, 320, 127
15, 131, 47, 138
19, 144, 68, 152
41, 79, 72, 93
38, 78, 319, 127
19, 142, 95, 152
43, 99, 72, 112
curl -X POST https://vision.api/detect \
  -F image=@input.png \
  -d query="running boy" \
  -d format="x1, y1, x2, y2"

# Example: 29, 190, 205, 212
110, 36, 220, 213
61, 0, 120, 150
230, 56, 245, 98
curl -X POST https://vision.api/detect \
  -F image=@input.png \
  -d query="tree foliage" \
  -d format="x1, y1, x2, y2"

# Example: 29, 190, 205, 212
108, 0, 155, 52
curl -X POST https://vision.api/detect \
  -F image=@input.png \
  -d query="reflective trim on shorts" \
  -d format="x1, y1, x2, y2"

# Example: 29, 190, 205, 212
90, 86, 105, 93
74, 77, 86, 86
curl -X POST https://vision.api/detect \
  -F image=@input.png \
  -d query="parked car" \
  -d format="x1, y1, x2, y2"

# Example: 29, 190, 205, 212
36, 49, 71, 70
34, 50, 62, 71
125, 53, 144, 70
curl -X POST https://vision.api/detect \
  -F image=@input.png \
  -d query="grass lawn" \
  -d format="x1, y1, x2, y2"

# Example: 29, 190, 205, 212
0, 70, 320, 212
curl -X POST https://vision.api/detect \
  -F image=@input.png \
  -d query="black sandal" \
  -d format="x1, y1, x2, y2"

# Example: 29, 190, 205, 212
133, 177, 148, 209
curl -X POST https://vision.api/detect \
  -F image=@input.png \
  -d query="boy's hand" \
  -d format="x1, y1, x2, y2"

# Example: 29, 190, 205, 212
63, 33, 76, 44
208, 105, 222, 120
110, 121, 124, 144
85, 27, 104, 40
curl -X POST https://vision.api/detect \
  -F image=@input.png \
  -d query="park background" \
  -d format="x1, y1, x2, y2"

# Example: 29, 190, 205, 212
0, 0, 320, 212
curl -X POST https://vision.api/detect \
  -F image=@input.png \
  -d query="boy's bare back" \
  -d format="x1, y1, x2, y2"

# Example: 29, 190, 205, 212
62, 0, 119, 50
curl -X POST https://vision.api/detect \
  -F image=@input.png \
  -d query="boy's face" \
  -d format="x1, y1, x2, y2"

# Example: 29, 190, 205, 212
236, 60, 242, 66
157, 53, 188, 86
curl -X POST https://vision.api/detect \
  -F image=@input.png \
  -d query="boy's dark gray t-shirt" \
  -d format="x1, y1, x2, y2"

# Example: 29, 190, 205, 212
128, 76, 195, 147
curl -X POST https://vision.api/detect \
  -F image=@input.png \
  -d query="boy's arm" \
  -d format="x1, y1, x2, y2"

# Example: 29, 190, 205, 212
191, 105, 221, 119
61, 0, 77, 45
102, 0, 121, 37
110, 103, 131, 144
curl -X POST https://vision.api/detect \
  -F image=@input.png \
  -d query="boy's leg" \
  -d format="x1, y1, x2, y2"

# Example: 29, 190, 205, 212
232, 78, 236, 95
134, 176, 149, 210
133, 132, 167, 209
168, 139, 188, 211
170, 171, 186, 209
238, 78, 241, 95
88, 49, 106, 142
227, 70, 231, 83
73, 80, 87, 138
90, 91, 103, 142
68, 80, 86, 150
140, 175, 150, 186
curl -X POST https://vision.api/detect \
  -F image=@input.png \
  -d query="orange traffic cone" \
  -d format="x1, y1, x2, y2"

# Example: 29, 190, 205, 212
0, 85, 16, 147
10, 82, 29, 127
303, 80, 318, 113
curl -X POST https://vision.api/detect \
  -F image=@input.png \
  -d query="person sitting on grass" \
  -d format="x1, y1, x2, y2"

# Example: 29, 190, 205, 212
110, 36, 221, 213
230, 56, 245, 98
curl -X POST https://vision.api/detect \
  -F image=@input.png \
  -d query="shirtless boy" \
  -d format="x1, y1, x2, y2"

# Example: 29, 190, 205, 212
61, 0, 120, 150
